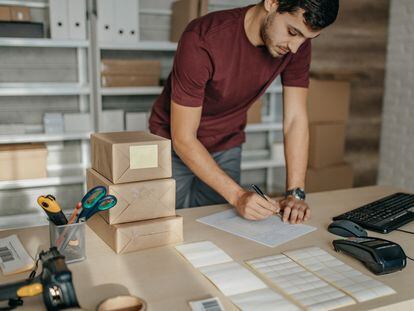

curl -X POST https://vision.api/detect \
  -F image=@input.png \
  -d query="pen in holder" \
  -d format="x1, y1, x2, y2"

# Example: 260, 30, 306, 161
49, 219, 86, 264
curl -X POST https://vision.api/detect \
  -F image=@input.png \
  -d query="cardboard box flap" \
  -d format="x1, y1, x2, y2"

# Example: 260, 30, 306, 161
95, 131, 169, 144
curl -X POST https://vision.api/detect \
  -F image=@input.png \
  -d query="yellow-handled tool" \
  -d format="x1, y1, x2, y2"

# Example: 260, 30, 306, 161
37, 195, 68, 225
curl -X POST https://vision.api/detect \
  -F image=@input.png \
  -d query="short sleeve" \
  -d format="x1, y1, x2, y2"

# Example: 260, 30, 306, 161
171, 30, 213, 107
281, 39, 311, 88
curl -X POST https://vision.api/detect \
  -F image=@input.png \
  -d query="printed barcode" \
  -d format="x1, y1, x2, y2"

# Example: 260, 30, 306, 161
0, 246, 14, 263
201, 299, 222, 311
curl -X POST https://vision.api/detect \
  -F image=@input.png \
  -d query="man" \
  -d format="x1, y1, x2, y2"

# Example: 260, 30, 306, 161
149, 0, 339, 224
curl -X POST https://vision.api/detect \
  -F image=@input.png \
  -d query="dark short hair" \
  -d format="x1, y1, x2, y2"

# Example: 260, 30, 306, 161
263, 0, 339, 30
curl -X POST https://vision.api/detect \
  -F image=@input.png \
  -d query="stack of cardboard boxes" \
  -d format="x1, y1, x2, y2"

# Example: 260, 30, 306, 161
101, 59, 161, 87
306, 79, 354, 192
87, 131, 183, 254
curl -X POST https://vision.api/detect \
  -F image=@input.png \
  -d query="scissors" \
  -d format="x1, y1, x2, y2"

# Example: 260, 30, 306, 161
77, 186, 117, 221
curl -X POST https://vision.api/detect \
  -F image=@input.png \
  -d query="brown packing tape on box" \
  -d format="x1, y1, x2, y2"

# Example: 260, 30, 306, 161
101, 59, 161, 76
91, 131, 172, 184
247, 100, 262, 124
308, 122, 346, 168
170, 0, 199, 42
306, 163, 353, 193
87, 168, 176, 225
307, 79, 350, 123
88, 215, 183, 254
10, 6, 30, 22
0, 143, 47, 181
0, 6, 11, 21
101, 75, 160, 87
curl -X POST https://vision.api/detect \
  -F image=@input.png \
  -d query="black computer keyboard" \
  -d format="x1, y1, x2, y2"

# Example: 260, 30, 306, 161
333, 192, 414, 233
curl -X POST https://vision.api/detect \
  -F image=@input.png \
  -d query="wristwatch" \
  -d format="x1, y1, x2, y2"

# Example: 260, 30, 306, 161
285, 188, 306, 201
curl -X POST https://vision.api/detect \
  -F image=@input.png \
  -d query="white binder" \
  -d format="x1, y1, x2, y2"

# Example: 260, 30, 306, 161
97, 0, 115, 43
114, 0, 139, 44
68, 0, 87, 40
49, 0, 69, 39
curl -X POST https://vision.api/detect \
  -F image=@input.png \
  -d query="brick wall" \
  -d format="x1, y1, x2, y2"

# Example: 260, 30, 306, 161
378, 0, 414, 191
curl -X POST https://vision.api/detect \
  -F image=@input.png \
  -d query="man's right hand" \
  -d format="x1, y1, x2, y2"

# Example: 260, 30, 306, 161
234, 191, 280, 220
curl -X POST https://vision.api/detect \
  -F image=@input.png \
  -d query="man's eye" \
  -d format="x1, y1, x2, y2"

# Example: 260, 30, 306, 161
289, 29, 297, 36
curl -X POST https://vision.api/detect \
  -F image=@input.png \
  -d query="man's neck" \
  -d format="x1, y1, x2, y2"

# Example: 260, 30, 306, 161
244, 4, 266, 47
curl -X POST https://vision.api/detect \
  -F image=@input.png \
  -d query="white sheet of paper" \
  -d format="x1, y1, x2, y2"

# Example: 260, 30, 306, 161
0, 235, 34, 275
175, 241, 233, 268
199, 261, 267, 296
197, 209, 316, 247
229, 288, 300, 311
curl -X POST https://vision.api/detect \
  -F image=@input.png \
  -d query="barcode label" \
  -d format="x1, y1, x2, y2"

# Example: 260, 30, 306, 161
201, 299, 222, 311
0, 246, 14, 263
189, 297, 224, 311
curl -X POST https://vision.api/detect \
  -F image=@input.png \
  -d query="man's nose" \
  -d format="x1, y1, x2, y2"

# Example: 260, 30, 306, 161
288, 37, 305, 54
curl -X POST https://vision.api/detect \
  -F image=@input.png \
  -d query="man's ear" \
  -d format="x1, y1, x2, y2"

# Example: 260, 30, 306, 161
263, 0, 278, 13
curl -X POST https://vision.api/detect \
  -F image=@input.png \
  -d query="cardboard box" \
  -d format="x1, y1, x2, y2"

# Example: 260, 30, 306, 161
126, 112, 148, 132
10, 6, 30, 22
247, 100, 262, 124
63, 113, 92, 133
91, 131, 172, 184
101, 59, 161, 76
307, 79, 350, 123
170, 0, 199, 42
87, 168, 176, 224
88, 215, 183, 254
101, 110, 124, 132
0, 143, 47, 181
306, 163, 353, 193
308, 122, 346, 168
0, 6, 11, 21
101, 75, 160, 87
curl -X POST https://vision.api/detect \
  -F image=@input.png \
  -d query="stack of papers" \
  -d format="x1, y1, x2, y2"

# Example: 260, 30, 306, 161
0, 235, 34, 276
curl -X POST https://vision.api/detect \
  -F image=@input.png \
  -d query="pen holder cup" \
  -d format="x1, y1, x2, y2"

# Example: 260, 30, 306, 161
49, 219, 86, 264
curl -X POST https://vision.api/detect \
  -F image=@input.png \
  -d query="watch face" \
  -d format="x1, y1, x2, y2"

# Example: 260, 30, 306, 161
288, 188, 306, 200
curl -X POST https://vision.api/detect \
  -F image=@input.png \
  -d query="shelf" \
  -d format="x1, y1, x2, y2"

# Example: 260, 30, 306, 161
0, 175, 84, 190
99, 41, 177, 51
241, 159, 284, 170
101, 86, 163, 96
0, 0, 48, 8
0, 83, 91, 96
0, 38, 88, 48
0, 132, 91, 144
0, 213, 49, 231
245, 123, 282, 132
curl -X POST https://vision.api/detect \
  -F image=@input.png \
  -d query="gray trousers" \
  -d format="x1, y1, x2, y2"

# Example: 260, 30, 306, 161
172, 146, 242, 209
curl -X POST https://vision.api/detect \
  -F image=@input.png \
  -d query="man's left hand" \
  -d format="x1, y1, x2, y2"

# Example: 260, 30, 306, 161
279, 196, 311, 224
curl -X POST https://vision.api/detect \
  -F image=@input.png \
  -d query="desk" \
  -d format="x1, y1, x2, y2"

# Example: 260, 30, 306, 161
0, 186, 413, 310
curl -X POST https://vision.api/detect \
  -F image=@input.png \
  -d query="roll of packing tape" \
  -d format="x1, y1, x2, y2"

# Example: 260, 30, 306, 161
96, 295, 147, 311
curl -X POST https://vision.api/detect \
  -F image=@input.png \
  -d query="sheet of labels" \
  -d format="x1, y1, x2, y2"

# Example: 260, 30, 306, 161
283, 247, 396, 302
175, 241, 300, 311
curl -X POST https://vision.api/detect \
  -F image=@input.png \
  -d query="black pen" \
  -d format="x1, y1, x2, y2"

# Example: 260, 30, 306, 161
250, 184, 281, 217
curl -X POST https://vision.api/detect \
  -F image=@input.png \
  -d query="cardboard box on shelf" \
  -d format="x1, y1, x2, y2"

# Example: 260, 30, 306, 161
101, 110, 124, 132
88, 215, 183, 254
91, 131, 172, 184
0, 143, 47, 181
170, 0, 199, 42
63, 113, 92, 133
0, 6, 11, 21
87, 168, 176, 224
101, 59, 161, 76
307, 79, 350, 123
101, 75, 160, 87
126, 112, 148, 132
309, 122, 346, 168
306, 163, 353, 193
247, 100, 262, 124
10, 6, 31, 22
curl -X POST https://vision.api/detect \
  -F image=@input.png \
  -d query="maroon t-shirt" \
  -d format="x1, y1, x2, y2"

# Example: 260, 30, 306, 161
149, 5, 311, 153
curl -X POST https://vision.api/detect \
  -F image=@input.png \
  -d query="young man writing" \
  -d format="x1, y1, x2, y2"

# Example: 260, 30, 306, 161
149, 0, 339, 224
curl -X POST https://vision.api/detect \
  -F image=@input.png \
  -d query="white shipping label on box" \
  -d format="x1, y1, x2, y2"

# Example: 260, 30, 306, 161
129, 145, 158, 169
68, 0, 87, 39
49, 0, 69, 39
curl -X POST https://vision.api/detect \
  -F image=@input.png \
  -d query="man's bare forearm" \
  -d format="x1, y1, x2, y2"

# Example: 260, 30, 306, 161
284, 117, 309, 190
173, 137, 244, 205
